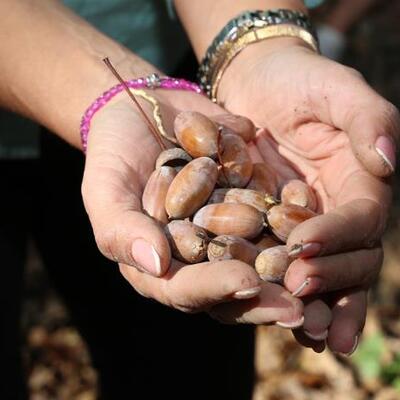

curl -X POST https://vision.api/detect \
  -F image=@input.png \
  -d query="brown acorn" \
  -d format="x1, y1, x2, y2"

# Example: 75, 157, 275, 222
281, 179, 318, 212
193, 203, 265, 239
165, 220, 208, 264
174, 111, 219, 158
207, 188, 268, 213
207, 235, 259, 265
142, 166, 177, 225
218, 133, 253, 188
165, 157, 218, 219
211, 114, 256, 143
252, 234, 282, 251
247, 163, 279, 197
267, 204, 316, 242
155, 148, 193, 170
255, 245, 291, 284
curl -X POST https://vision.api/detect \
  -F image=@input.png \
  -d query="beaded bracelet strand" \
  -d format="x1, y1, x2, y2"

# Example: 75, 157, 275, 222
80, 73, 203, 153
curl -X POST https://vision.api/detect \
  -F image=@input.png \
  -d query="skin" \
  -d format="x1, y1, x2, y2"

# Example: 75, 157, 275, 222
0, 0, 398, 352
0, 0, 305, 327
216, 45, 393, 353
176, 0, 399, 353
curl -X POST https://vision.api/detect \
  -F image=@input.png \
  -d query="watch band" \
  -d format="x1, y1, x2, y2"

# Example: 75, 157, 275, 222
198, 9, 319, 102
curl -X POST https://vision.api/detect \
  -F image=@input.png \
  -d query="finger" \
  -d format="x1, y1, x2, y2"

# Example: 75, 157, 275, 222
291, 298, 332, 353
327, 289, 367, 356
285, 247, 382, 297
287, 170, 390, 257
83, 160, 171, 276
287, 195, 388, 259
247, 141, 265, 163
208, 282, 304, 325
119, 259, 262, 313
311, 63, 400, 177
302, 298, 332, 341
82, 102, 171, 276
292, 329, 326, 353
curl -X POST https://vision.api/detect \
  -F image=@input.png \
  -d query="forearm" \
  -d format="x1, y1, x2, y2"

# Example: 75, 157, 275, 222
174, 0, 307, 59
0, 0, 156, 148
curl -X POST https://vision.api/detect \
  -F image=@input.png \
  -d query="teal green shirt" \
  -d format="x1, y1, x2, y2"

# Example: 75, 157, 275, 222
0, 0, 323, 158
64, 0, 189, 73
0, 0, 189, 159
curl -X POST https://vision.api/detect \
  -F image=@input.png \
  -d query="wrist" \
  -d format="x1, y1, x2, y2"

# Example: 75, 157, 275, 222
197, 8, 318, 102
217, 36, 313, 107
176, 1, 308, 58
81, 70, 209, 152
67, 51, 159, 150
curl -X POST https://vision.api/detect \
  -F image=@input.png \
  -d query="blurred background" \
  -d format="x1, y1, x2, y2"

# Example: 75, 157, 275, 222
12, 1, 400, 399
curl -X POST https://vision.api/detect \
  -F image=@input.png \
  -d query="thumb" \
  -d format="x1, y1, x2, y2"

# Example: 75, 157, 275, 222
315, 64, 399, 177
82, 154, 171, 276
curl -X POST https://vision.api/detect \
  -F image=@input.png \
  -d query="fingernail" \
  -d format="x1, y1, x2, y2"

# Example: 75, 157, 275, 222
338, 334, 360, 357
291, 278, 310, 297
375, 136, 396, 173
288, 242, 321, 258
233, 286, 261, 299
276, 316, 304, 329
291, 277, 324, 297
304, 329, 328, 341
131, 239, 162, 276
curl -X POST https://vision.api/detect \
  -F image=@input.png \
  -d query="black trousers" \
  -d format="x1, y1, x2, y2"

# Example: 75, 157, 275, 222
0, 133, 255, 399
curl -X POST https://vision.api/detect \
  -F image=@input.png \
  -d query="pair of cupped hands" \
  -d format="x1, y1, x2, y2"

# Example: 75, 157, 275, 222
82, 42, 398, 354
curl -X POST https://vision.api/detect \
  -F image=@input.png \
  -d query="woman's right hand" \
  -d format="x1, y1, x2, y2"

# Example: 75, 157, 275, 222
81, 89, 306, 326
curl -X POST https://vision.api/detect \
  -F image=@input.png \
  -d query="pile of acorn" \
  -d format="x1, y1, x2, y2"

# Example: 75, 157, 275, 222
142, 111, 318, 284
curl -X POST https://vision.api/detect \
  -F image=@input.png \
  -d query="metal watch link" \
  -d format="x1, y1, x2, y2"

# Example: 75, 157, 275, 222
198, 9, 318, 100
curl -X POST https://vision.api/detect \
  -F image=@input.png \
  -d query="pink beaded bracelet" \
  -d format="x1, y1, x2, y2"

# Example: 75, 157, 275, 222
80, 73, 203, 153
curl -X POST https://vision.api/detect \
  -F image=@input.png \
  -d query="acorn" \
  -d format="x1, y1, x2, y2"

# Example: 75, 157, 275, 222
267, 204, 316, 242
165, 157, 218, 219
155, 148, 192, 170
211, 114, 256, 143
207, 235, 259, 265
218, 133, 253, 188
174, 111, 219, 158
165, 220, 208, 264
281, 179, 318, 212
142, 166, 177, 225
193, 203, 265, 239
207, 188, 268, 213
252, 234, 282, 251
255, 245, 291, 284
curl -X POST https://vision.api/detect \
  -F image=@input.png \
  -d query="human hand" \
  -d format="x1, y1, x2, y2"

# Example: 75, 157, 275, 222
218, 39, 397, 354
80, 88, 305, 326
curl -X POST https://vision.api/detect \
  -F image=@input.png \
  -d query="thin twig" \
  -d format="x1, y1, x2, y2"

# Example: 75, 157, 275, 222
103, 58, 166, 150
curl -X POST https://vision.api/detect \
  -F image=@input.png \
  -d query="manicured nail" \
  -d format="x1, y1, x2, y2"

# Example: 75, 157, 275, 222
233, 286, 261, 299
276, 316, 304, 329
291, 277, 324, 297
338, 334, 360, 357
304, 329, 328, 341
375, 136, 396, 173
292, 278, 310, 297
288, 242, 321, 258
131, 239, 162, 276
